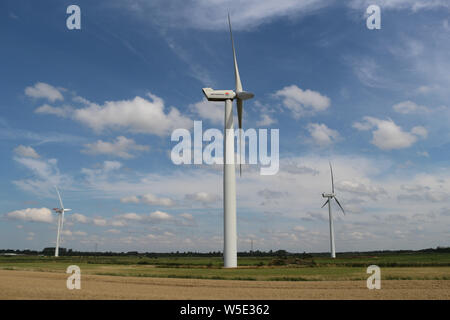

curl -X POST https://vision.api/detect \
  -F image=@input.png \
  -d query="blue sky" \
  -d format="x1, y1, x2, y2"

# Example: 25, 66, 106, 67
1, 0, 449, 253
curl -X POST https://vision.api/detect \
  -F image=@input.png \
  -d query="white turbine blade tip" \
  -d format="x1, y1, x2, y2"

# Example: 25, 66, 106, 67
329, 162, 334, 193
55, 186, 64, 208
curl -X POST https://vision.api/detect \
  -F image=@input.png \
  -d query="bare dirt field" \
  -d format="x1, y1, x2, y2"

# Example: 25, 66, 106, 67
0, 270, 449, 300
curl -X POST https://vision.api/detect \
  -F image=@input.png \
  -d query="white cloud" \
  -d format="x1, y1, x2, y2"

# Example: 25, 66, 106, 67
256, 114, 277, 126
185, 192, 219, 205
149, 210, 172, 221
73, 93, 191, 135
113, 0, 450, 35
71, 213, 89, 224
93, 218, 108, 227
353, 117, 427, 150
190, 99, 223, 124
349, 0, 450, 11
120, 194, 175, 207
293, 225, 306, 232
35, 104, 73, 118
443, 19, 449, 30
106, 229, 121, 234
61, 230, 73, 236
165, 37, 215, 86
274, 85, 330, 119
120, 196, 140, 204
306, 123, 341, 147
180, 213, 193, 220
82, 136, 149, 159
347, 57, 387, 88
13, 145, 40, 159
5, 208, 53, 223
416, 85, 439, 94
14, 157, 55, 177
13, 156, 71, 196
417, 151, 429, 157
110, 220, 127, 227
25, 82, 64, 102
61, 230, 87, 237
411, 126, 428, 138
19, 152, 448, 252
121, 0, 330, 31
120, 213, 143, 220
301, 211, 328, 222
81, 161, 124, 192
393, 101, 429, 114
103, 160, 123, 172
338, 180, 387, 201
141, 194, 175, 207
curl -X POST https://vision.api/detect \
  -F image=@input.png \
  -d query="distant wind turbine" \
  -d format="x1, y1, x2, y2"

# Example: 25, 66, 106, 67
202, 14, 254, 268
321, 163, 345, 259
53, 187, 71, 257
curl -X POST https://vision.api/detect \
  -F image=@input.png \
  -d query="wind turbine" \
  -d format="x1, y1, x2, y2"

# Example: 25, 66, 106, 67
321, 163, 345, 259
52, 187, 71, 257
202, 14, 254, 268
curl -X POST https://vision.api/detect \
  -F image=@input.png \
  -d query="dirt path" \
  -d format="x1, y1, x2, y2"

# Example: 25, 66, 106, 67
0, 270, 448, 300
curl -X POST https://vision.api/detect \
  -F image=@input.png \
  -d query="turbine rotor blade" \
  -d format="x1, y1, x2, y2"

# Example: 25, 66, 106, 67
334, 197, 345, 215
321, 199, 330, 208
55, 186, 64, 209
329, 162, 334, 194
228, 14, 242, 92
228, 14, 253, 177
237, 99, 243, 176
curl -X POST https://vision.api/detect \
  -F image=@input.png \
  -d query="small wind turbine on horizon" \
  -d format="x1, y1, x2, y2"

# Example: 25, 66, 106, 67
321, 163, 345, 259
52, 186, 71, 257
202, 14, 254, 268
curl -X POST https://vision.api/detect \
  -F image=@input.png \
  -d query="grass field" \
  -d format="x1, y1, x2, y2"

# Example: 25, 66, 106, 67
1, 252, 449, 281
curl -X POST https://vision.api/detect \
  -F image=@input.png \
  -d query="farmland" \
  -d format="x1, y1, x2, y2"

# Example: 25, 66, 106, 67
1, 251, 449, 281
0, 251, 449, 299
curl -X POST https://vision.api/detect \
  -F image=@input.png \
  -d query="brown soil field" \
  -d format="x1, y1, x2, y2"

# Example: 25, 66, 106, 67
0, 270, 448, 300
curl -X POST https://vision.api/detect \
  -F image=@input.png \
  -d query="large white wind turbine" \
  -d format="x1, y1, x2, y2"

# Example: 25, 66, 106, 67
202, 15, 254, 268
321, 163, 345, 259
52, 187, 71, 257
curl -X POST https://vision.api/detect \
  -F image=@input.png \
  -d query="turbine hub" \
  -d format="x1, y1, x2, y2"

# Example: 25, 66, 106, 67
236, 91, 254, 100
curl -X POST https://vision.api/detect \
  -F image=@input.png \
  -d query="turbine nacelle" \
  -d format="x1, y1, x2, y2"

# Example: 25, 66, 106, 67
52, 208, 71, 213
322, 193, 335, 198
202, 88, 254, 102
202, 88, 236, 101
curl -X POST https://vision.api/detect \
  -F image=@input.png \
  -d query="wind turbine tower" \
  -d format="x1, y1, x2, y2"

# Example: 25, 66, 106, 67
52, 187, 71, 257
321, 163, 345, 259
202, 15, 254, 268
